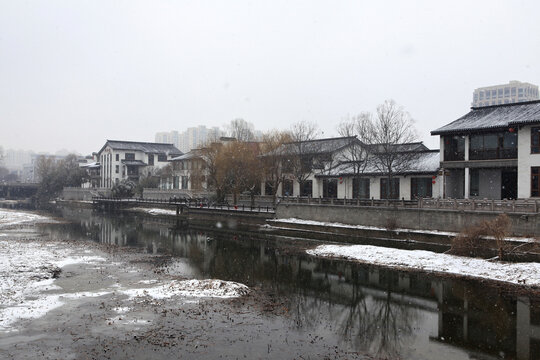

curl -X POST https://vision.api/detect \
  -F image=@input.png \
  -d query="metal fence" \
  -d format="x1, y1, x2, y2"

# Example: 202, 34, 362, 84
91, 196, 276, 214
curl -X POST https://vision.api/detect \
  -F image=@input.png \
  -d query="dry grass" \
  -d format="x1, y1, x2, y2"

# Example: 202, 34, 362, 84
450, 214, 511, 259
385, 217, 398, 231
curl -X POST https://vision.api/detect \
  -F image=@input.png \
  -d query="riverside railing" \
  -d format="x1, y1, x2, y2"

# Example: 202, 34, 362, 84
91, 196, 276, 214
278, 196, 540, 213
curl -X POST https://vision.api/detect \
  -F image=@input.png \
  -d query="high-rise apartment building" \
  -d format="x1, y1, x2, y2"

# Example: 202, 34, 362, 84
472, 80, 539, 107
155, 126, 223, 153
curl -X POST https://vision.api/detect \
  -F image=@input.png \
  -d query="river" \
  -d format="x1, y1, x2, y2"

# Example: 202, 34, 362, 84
33, 205, 537, 360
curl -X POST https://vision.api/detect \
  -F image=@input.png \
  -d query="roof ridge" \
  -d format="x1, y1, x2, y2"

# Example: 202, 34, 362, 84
284, 135, 357, 145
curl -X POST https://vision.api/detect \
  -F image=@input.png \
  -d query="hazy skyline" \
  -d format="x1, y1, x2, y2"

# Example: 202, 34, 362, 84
1, 0, 539, 155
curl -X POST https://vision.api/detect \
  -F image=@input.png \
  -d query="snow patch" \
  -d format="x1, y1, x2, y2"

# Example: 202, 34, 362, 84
0, 209, 57, 229
308, 244, 540, 286
121, 279, 249, 299
131, 208, 177, 216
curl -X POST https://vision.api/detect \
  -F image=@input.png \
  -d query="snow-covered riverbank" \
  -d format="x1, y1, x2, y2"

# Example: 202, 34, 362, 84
308, 244, 540, 287
0, 209, 58, 229
0, 210, 249, 333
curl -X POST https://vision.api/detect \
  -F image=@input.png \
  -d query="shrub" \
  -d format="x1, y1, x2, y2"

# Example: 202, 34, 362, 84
450, 214, 511, 259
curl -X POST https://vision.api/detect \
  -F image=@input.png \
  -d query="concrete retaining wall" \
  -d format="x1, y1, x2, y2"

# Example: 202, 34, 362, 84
62, 188, 110, 201
276, 203, 540, 237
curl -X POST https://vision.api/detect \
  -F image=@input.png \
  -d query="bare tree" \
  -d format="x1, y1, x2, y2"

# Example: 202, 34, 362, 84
260, 130, 292, 204
199, 142, 227, 203
288, 121, 320, 196
226, 118, 255, 142
369, 100, 418, 199
337, 113, 374, 198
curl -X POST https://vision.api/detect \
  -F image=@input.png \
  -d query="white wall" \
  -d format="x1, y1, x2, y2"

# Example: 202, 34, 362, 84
517, 125, 540, 198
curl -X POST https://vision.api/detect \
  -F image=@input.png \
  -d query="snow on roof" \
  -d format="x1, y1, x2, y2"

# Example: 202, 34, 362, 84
170, 150, 202, 161
325, 150, 440, 177
269, 136, 359, 156
431, 100, 540, 135
121, 160, 147, 166
80, 162, 100, 169
98, 140, 182, 156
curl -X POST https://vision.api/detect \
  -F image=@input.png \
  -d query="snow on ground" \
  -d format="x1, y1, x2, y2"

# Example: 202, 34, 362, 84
0, 238, 109, 331
131, 207, 178, 216
274, 218, 536, 242
308, 244, 540, 286
0, 209, 57, 229
0, 209, 250, 332
121, 279, 250, 299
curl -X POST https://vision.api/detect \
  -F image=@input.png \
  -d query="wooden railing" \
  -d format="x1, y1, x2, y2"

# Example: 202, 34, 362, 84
278, 196, 540, 213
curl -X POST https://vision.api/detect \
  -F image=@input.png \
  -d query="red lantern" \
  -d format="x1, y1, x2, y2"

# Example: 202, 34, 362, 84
432, 175, 437, 179
509, 128, 515, 133
432, 180, 436, 184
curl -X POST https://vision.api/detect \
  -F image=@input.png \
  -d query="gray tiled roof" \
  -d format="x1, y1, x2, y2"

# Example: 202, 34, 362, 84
367, 142, 428, 154
325, 150, 440, 177
272, 136, 360, 156
431, 100, 540, 135
99, 140, 182, 156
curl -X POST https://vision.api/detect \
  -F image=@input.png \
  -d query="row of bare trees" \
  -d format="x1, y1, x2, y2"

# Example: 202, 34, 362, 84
188, 99, 418, 203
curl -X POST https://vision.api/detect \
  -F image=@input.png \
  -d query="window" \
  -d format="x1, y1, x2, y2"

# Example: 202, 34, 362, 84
322, 179, 338, 198
532, 167, 540, 197
443, 135, 465, 161
265, 181, 275, 196
511, 87, 516, 96
531, 127, 540, 153
148, 154, 154, 166
353, 178, 370, 199
181, 176, 188, 189
479, 91, 484, 100
411, 178, 432, 198
498, 89, 503, 97
115, 154, 119, 161
469, 132, 517, 160
300, 180, 312, 197
380, 178, 400, 199
158, 154, 167, 162
115, 165, 119, 174
492, 90, 497, 97
282, 179, 293, 196
470, 169, 479, 197
173, 176, 179, 189
125, 153, 135, 160
504, 87, 510, 96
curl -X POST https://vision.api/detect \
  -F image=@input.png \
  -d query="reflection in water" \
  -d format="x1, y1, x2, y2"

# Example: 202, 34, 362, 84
43, 206, 540, 360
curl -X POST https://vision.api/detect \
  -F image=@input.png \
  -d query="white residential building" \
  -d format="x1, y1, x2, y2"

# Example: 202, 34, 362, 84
97, 140, 182, 188
155, 126, 223, 153
472, 80, 539, 108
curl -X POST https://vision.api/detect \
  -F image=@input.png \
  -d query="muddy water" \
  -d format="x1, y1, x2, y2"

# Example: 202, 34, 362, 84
42, 206, 540, 360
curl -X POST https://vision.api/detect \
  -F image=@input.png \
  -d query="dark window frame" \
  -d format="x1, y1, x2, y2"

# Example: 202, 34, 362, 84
411, 177, 433, 198
158, 154, 167, 162
532, 127, 540, 154
532, 167, 540, 197
380, 178, 400, 199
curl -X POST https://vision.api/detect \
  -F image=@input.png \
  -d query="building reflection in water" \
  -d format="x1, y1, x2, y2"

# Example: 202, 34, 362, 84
51, 207, 540, 360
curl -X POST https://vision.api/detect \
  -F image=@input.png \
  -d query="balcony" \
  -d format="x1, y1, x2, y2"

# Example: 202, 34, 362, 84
469, 148, 517, 161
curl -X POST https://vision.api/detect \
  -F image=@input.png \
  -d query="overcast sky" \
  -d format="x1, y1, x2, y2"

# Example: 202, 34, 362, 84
1, 0, 539, 155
